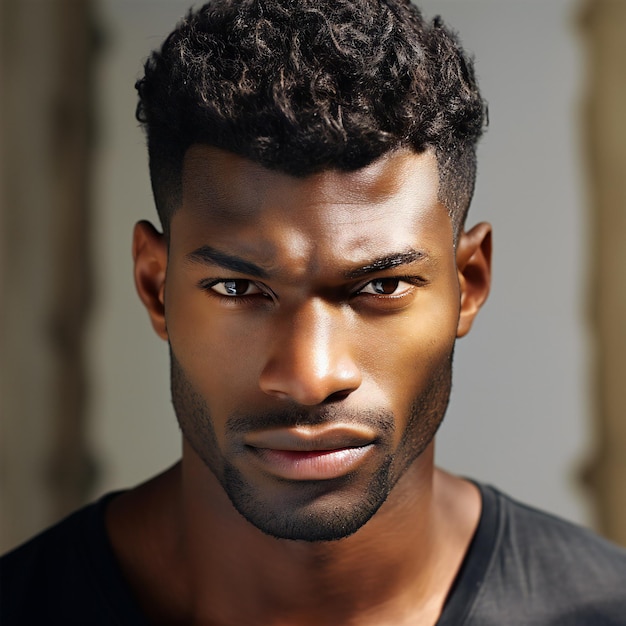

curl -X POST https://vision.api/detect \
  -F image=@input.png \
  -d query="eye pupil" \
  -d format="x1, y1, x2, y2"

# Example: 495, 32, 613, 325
373, 278, 399, 294
224, 280, 248, 295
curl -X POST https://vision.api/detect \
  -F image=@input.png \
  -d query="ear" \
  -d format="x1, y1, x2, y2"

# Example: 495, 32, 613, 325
133, 220, 168, 340
456, 222, 492, 338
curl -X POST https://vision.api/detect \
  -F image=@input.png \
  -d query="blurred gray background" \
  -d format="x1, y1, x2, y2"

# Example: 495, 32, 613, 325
2, 0, 625, 552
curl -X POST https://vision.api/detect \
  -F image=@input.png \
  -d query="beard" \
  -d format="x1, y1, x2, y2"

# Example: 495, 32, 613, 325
170, 347, 453, 542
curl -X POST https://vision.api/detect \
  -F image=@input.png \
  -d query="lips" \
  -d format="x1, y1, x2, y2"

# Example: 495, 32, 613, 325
243, 425, 377, 481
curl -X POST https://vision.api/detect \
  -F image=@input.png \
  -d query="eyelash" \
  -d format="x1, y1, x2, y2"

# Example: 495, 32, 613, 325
354, 276, 426, 298
197, 276, 428, 305
197, 278, 273, 305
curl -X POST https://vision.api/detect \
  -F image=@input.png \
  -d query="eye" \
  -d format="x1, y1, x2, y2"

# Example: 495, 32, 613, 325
209, 280, 263, 297
357, 278, 412, 296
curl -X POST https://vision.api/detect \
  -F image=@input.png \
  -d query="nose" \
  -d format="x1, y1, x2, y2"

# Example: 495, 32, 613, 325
258, 299, 362, 405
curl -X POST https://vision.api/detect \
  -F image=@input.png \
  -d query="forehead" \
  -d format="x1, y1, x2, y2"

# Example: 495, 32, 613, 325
181, 145, 441, 217
173, 145, 452, 271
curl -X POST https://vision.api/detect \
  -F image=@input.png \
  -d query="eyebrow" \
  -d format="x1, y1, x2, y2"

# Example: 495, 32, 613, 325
185, 246, 269, 279
343, 250, 428, 279
185, 245, 427, 281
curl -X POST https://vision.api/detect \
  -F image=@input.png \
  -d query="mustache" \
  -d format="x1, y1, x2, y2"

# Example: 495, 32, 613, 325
226, 406, 396, 436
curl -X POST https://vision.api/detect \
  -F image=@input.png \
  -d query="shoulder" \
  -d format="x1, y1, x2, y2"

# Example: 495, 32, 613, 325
493, 485, 626, 577
468, 483, 626, 625
0, 493, 146, 626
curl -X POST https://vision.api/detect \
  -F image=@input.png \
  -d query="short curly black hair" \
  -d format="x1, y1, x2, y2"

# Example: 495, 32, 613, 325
136, 0, 486, 239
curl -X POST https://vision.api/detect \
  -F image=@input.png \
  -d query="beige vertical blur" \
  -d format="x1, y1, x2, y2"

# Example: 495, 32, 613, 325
581, 0, 626, 547
0, 0, 95, 552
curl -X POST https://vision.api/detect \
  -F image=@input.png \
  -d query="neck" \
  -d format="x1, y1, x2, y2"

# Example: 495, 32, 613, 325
107, 444, 480, 626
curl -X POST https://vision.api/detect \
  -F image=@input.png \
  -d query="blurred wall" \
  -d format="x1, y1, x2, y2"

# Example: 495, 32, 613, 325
0, 0, 95, 552
580, 0, 626, 545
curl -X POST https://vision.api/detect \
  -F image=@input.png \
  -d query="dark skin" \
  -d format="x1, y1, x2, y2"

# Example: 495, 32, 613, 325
109, 145, 492, 625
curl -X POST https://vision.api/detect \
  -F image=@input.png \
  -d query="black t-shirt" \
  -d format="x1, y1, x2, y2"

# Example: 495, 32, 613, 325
2, 483, 626, 625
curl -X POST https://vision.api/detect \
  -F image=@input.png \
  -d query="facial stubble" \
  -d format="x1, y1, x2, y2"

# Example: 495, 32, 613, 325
170, 347, 453, 542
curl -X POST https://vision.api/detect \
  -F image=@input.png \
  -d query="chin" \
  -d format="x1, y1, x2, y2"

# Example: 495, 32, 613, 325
221, 459, 393, 542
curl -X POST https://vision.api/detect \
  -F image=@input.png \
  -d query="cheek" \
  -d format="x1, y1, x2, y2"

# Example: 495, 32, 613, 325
164, 277, 266, 409
358, 284, 459, 413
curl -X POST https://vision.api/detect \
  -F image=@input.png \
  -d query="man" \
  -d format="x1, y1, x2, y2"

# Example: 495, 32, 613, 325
1, 1, 625, 624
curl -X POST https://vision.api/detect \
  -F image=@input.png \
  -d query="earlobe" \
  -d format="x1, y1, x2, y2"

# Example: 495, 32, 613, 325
132, 220, 168, 340
456, 222, 492, 338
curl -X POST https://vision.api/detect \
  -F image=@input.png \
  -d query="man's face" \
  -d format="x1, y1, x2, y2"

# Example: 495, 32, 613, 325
163, 146, 464, 541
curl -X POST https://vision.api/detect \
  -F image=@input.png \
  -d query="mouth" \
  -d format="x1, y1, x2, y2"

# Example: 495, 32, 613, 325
243, 425, 377, 481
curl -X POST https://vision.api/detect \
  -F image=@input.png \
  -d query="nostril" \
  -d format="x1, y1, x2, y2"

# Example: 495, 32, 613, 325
324, 389, 353, 403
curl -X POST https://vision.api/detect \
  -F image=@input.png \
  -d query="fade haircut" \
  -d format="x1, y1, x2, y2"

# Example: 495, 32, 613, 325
136, 0, 487, 239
